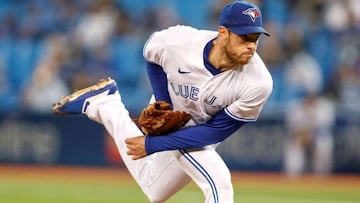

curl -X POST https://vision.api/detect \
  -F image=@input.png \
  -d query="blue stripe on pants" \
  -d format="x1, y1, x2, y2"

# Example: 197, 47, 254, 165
180, 149, 219, 203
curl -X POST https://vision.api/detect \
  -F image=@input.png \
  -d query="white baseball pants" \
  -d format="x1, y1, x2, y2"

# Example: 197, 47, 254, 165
85, 91, 234, 203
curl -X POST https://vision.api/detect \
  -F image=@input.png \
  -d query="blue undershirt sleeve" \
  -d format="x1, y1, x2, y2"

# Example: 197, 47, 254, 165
146, 61, 172, 104
145, 109, 248, 154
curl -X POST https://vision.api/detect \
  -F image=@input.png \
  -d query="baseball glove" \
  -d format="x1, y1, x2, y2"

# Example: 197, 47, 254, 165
138, 101, 191, 135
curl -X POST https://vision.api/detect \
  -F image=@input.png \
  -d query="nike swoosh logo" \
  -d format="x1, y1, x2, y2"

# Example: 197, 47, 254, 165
178, 68, 191, 74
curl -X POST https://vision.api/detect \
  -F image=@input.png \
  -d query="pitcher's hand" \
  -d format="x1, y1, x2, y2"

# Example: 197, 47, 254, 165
125, 136, 147, 160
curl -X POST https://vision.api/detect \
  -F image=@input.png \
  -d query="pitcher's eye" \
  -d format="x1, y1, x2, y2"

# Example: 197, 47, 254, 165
239, 34, 260, 42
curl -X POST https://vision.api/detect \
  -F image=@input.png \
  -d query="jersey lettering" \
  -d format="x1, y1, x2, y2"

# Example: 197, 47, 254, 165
170, 82, 199, 101
205, 96, 217, 105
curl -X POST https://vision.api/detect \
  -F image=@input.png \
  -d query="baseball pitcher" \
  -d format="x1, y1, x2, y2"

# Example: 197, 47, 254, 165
53, 1, 273, 202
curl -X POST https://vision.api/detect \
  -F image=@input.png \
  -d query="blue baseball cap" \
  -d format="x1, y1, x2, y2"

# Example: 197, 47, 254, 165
219, 1, 270, 36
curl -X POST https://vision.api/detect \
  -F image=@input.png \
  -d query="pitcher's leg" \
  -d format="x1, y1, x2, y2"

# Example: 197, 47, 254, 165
53, 78, 191, 203
85, 91, 192, 202
174, 148, 234, 203
85, 91, 234, 203
141, 152, 192, 202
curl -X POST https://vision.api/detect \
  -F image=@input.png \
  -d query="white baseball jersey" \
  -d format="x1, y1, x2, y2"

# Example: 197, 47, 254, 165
144, 25, 273, 125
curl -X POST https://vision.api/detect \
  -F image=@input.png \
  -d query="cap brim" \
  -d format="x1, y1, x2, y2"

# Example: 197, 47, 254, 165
228, 26, 270, 37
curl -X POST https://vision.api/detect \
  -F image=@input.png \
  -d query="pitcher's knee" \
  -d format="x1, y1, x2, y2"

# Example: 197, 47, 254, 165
146, 192, 171, 203
203, 176, 233, 203
147, 196, 167, 203
219, 183, 234, 202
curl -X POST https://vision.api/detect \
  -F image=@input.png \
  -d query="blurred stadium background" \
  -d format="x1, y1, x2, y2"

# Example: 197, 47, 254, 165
0, 0, 360, 202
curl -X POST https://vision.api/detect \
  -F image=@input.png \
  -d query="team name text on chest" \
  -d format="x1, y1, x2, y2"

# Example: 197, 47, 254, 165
170, 82, 199, 101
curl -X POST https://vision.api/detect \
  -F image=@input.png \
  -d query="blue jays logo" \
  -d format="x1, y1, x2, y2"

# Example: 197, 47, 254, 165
242, 8, 260, 22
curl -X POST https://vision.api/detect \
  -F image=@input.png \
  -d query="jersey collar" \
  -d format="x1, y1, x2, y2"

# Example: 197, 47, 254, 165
203, 38, 221, 76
